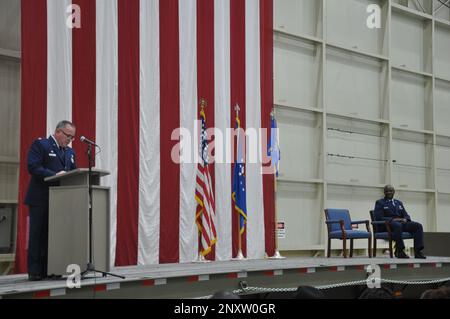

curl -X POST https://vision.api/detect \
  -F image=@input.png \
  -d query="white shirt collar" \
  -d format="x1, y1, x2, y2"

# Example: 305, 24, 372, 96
51, 135, 60, 148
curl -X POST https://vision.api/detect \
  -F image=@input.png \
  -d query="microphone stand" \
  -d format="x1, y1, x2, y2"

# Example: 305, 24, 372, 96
81, 142, 124, 280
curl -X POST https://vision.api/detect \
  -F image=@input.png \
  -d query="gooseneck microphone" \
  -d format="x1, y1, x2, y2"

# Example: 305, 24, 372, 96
80, 136, 98, 146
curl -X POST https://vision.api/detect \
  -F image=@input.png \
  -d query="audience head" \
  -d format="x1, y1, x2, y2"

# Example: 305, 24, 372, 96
420, 286, 450, 299
294, 286, 325, 299
210, 290, 241, 299
358, 287, 394, 299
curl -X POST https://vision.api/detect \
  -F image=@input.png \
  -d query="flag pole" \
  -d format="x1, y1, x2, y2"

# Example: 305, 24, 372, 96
233, 103, 245, 261
195, 222, 209, 263
269, 174, 285, 259
268, 109, 285, 259
194, 98, 211, 263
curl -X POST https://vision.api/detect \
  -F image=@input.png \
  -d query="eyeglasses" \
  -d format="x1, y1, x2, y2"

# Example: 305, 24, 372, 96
60, 129, 75, 141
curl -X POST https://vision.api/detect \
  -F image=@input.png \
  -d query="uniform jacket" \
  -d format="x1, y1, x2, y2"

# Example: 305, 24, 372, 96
24, 136, 76, 206
374, 198, 411, 223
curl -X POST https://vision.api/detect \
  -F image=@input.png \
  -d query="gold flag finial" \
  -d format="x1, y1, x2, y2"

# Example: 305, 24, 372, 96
234, 103, 240, 116
200, 98, 207, 109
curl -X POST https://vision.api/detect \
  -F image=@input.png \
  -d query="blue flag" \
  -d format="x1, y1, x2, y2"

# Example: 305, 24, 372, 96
268, 116, 280, 177
232, 115, 247, 235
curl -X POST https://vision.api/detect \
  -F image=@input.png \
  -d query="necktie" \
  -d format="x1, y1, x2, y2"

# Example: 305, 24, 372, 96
60, 147, 66, 164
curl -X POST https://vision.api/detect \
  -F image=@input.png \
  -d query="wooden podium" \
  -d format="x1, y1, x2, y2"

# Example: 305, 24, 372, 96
45, 168, 110, 276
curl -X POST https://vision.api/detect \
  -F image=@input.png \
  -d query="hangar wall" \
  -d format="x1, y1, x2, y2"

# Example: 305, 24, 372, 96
274, 0, 450, 256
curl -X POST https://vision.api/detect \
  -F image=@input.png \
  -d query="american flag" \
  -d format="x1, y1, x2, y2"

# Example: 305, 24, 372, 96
16, 0, 275, 272
195, 102, 217, 258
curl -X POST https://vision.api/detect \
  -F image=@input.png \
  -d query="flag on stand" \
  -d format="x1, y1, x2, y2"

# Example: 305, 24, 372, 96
195, 104, 217, 257
268, 115, 280, 177
232, 114, 247, 236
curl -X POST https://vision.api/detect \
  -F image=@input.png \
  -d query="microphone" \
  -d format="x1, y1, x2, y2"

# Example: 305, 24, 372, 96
80, 136, 98, 146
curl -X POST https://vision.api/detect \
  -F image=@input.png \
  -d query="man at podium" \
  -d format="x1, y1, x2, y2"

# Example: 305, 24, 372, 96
24, 120, 77, 281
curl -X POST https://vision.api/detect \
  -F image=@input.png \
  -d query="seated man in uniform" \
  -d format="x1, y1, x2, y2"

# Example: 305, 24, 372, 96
374, 185, 426, 259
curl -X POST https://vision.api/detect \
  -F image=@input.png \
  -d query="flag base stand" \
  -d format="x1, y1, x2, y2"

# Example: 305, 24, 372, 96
193, 253, 211, 263
267, 250, 286, 259
232, 250, 246, 261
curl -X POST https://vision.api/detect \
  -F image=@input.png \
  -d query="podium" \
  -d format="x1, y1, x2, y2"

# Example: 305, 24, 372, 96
45, 168, 110, 276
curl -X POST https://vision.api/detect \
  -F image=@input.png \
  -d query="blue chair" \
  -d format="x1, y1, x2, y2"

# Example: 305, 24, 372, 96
324, 209, 372, 258
369, 210, 413, 258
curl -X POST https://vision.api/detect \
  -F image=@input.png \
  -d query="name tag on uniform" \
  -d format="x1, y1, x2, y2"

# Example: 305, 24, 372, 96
384, 206, 389, 209
49, 152, 57, 157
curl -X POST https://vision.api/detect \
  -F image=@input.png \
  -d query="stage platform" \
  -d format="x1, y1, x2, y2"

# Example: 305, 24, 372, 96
1, 256, 450, 299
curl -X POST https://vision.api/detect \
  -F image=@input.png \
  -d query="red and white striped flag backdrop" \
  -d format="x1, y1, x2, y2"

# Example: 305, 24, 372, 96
16, 0, 275, 273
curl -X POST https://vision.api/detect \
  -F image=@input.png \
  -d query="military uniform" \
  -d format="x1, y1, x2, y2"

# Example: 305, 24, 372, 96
374, 198, 424, 253
25, 136, 76, 278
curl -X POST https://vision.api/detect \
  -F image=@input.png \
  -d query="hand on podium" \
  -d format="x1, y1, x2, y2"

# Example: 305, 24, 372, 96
56, 170, 66, 176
